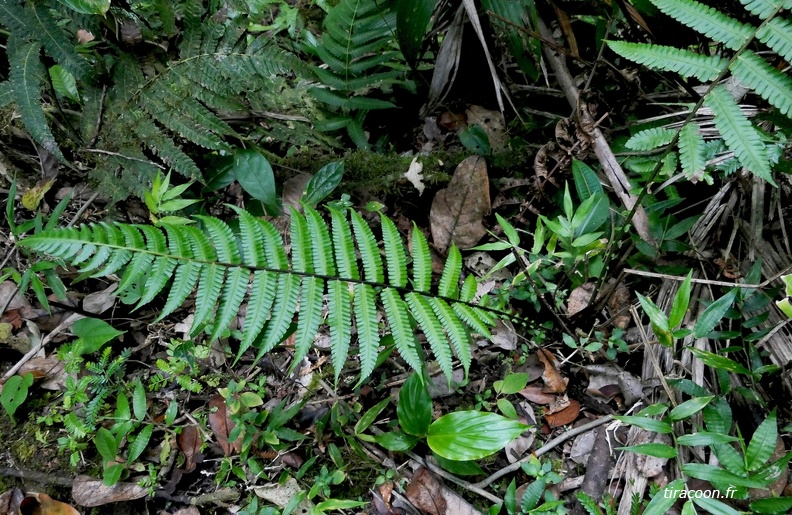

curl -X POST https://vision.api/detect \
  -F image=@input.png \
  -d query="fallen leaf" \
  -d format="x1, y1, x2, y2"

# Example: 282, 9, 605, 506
72, 475, 147, 506
465, 105, 507, 152
83, 284, 117, 314
207, 394, 241, 456
253, 478, 315, 512
404, 467, 447, 515
278, 452, 304, 469
281, 173, 312, 212
403, 157, 425, 195
19, 493, 79, 515
567, 282, 595, 317
536, 350, 568, 394
22, 179, 56, 211
489, 320, 517, 350
1, 281, 31, 311
519, 386, 557, 405
19, 355, 66, 390
171, 508, 201, 515
543, 399, 580, 427
0, 487, 24, 515
438, 111, 466, 131
430, 156, 490, 254
177, 425, 202, 473
606, 281, 631, 329
76, 29, 95, 44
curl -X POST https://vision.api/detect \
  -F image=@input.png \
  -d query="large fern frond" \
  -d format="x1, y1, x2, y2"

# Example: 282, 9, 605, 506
19, 206, 503, 382
651, 0, 753, 50
606, 42, 727, 81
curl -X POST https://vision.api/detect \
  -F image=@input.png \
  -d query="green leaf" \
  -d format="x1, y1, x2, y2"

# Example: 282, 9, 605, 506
132, 380, 147, 422
571, 159, 603, 202
56, 0, 110, 14
678, 123, 707, 178
669, 395, 714, 421
626, 127, 676, 151
72, 318, 124, 355
315, 499, 368, 511
746, 410, 777, 471
572, 193, 609, 238
231, 148, 279, 214
373, 431, 418, 451
432, 453, 485, 476
613, 415, 673, 434
637, 293, 672, 347
427, 411, 529, 461
355, 397, 390, 434
688, 348, 751, 374
459, 125, 491, 155
669, 271, 693, 329
496, 213, 520, 247
704, 86, 774, 185
693, 289, 737, 338
682, 463, 767, 488
520, 478, 546, 512
643, 479, 685, 515
304, 161, 344, 205
692, 497, 743, 515
396, 0, 437, 65
49, 65, 79, 102
750, 497, 792, 515
607, 41, 727, 81
95, 427, 118, 463
494, 373, 529, 395
0, 373, 34, 422
618, 443, 678, 459
127, 424, 153, 463
102, 463, 124, 486
676, 432, 739, 446
397, 372, 433, 437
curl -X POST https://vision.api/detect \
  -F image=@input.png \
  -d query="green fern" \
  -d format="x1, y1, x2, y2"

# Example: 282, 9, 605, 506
309, 0, 409, 148
19, 204, 503, 383
608, 0, 792, 183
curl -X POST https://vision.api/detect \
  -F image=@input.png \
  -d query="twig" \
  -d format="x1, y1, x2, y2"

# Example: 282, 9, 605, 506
68, 191, 100, 227
2, 313, 83, 381
624, 267, 792, 289
473, 415, 613, 489
82, 149, 166, 169
0, 467, 74, 487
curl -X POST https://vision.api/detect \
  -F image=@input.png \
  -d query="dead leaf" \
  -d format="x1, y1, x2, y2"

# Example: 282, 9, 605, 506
76, 30, 95, 44
465, 105, 507, 152
19, 355, 66, 391
253, 478, 315, 512
281, 173, 312, 212
19, 493, 80, 515
536, 350, 568, 394
170, 508, 201, 515
207, 394, 241, 456
606, 280, 631, 329
543, 399, 580, 427
1, 281, 31, 312
430, 156, 490, 254
0, 487, 24, 515
519, 386, 557, 405
403, 157, 425, 195
72, 475, 147, 506
177, 425, 203, 473
404, 467, 447, 515
83, 284, 117, 314
438, 111, 466, 131
489, 320, 517, 350
567, 282, 595, 317
22, 179, 56, 211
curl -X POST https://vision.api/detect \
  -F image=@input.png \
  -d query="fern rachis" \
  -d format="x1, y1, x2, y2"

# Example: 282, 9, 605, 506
20, 205, 504, 382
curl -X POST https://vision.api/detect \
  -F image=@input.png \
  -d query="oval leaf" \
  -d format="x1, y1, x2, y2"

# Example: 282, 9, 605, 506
397, 372, 432, 437
427, 411, 529, 461
231, 148, 279, 215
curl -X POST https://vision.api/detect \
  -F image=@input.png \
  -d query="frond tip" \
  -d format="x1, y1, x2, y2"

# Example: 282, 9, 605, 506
19, 205, 503, 381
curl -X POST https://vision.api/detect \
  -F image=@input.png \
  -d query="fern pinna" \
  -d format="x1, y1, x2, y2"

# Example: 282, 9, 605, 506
607, 0, 792, 184
19, 204, 500, 383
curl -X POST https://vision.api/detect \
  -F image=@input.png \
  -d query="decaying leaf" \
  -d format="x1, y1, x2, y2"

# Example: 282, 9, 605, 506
0, 487, 24, 515
544, 399, 580, 427
207, 394, 241, 456
19, 355, 66, 391
403, 157, 425, 195
465, 105, 507, 152
253, 478, 315, 512
404, 467, 480, 515
567, 282, 595, 317
536, 349, 568, 394
177, 425, 202, 473
281, 173, 312, 211
22, 179, 56, 211
519, 386, 557, 405
72, 476, 147, 507
430, 155, 490, 254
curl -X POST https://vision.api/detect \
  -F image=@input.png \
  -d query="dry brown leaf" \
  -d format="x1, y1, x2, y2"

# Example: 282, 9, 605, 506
430, 155, 490, 254
76, 30, 95, 44
19, 355, 66, 391
170, 508, 201, 515
543, 399, 580, 428
519, 386, 557, 405
281, 173, 312, 212
404, 467, 447, 515
72, 475, 147, 507
207, 394, 241, 456
83, 284, 117, 314
536, 349, 568, 394
567, 282, 595, 317
177, 425, 202, 473
0, 487, 24, 515
19, 493, 80, 515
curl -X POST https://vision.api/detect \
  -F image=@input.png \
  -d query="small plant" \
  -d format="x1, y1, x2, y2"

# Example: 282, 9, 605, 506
504, 455, 565, 514
1, 372, 34, 424
144, 171, 200, 225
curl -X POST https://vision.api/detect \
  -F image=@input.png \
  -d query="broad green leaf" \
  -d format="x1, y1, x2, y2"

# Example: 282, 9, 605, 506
72, 318, 124, 355
682, 463, 766, 488
692, 497, 742, 515
669, 271, 693, 329
746, 410, 777, 471
304, 161, 344, 205
459, 125, 491, 155
572, 193, 609, 237
613, 415, 673, 434
0, 373, 34, 422
103, 463, 124, 486
677, 432, 739, 446
127, 424, 153, 463
643, 479, 685, 515
432, 452, 486, 476
618, 443, 678, 459
397, 372, 432, 437
750, 497, 792, 514
693, 289, 737, 338
315, 499, 368, 511
95, 427, 118, 463
427, 411, 529, 460
355, 397, 390, 434
669, 396, 714, 421
637, 293, 672, 347
56, 0, 110, 14
132, 380, 146, 421
396, 0, 437, 65
231, 148, 279, 215
520, 478, 545, 511
494, 373, 529, 395
373, 431, 418, 451
49, 65, 79, 102
571, 159, 603, 202
496, 213, 520, 247
688, 348, 751, 375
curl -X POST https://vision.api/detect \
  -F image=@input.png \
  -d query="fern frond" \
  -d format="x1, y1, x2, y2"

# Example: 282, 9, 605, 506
731, 50, 792, 117
757, 18, 792, 65
678, 123, 707, 178
704, 85, 773, 184
19, 207, 506, 381
8, 35, 64, 161
606, 41, 727, 81
626, 127, 676, 151
738, 0, 792, 19
650, 0, 753, 50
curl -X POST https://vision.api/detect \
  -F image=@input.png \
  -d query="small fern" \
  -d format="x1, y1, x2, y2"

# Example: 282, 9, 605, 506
608, 0, 792, 183
309, 0, 410, 148
19, 204, 502, 383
